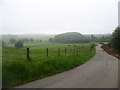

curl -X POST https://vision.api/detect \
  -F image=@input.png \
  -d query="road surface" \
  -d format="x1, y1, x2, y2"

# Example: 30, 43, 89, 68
15, 45, 118, 88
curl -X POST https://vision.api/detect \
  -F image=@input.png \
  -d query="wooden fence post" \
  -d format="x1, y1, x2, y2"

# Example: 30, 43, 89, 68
74, 49, 75, 53
77, 49, 79, 53
26, 48, 30, 60
46, 48, 48, 56
70, 49, 72, 53
58, 48, 60, 56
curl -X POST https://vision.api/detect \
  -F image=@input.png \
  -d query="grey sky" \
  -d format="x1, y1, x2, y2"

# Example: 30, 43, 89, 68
1, 0, 119, 34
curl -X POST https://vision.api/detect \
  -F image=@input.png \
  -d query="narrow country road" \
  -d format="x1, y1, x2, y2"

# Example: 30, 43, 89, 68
15, 45, 118, 88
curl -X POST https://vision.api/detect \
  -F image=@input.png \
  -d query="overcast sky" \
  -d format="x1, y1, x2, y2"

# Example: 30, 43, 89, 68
1, 0, 119, 34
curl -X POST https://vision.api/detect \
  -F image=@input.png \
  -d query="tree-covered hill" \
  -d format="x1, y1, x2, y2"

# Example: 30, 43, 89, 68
49, 32, 90, 43
49, 32, 112, 43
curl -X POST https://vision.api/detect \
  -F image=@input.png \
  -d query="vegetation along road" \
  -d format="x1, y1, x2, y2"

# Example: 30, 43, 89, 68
15, 45, 118, 88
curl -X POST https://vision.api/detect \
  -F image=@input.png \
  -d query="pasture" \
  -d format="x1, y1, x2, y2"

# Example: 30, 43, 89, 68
2, 43, 96, 88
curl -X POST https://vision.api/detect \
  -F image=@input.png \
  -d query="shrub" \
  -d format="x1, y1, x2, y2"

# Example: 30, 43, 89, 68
14, 40, 23, 48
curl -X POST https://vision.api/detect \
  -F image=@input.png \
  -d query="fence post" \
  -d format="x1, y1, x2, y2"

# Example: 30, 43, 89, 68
26, 48, 30, 60
77, 49, 79, 53
70, 49, 72, 53
74, 49, 75, 53
58, 48, 60, 56
46, 48, 48, 56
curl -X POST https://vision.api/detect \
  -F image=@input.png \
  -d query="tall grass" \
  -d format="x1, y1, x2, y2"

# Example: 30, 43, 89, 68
2, 43, 96, 88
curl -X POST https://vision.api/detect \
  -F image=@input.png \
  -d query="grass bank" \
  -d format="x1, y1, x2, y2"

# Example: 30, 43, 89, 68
101, 44, 120, 59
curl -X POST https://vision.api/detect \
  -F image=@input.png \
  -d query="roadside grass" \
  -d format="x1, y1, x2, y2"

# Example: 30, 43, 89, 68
2, 43, 96, 88
98, 42, 109, 44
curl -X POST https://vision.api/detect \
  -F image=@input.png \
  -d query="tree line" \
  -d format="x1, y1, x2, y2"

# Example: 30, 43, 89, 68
1, 38, 42, 48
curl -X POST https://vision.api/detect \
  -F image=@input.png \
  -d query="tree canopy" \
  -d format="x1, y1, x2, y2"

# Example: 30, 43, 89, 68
49, 32, 112, 43
14, 40, 23, 48
49, 32, 90, 43
111, 27, 120, 52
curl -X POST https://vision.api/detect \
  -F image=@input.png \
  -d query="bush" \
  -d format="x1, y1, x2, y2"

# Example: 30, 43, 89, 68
2, 40, 5, 47
111, 27, 120, 52
14, 40, 23, 48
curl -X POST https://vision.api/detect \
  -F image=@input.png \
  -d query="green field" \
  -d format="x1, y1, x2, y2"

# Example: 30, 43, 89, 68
2, 43, 96, 88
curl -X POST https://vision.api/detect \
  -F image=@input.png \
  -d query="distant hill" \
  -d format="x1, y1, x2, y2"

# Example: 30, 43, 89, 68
49, 32, 90, 43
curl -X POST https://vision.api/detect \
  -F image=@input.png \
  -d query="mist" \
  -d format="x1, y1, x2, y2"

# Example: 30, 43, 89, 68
1, 0, 119, 34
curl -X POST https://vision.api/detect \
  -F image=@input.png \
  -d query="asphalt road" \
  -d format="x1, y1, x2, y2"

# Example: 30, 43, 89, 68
15, 45, 118, 88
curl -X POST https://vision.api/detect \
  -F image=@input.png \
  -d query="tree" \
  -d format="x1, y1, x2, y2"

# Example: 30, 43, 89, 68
91, 35, 94, 38
2, 40, 5, 47
36, 40, 39, 43
14, 40, 23, 48
39, 40, 42, 43
30, 38, 34, 42
111, 27, 120, 51
49, 38, 54, 43
91, 35, 97, 42
10, 38, 16, 44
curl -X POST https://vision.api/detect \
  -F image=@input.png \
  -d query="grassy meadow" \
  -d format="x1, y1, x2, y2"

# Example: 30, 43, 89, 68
2, 43, 96, 88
